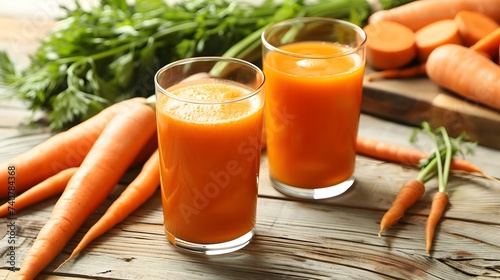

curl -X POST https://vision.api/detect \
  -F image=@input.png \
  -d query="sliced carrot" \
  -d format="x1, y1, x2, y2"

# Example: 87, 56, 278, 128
58, 150, 160, 268
0, 98, 143, 198
365, 63, 426, 81
415, 19, 463, 62
425, 191, 449, 253
368, 0, 500, 32
378, 178, 425, 236
471, 27, 500, 60
363, 21, 417, 70
17, 102, 157, 280
426, 44, 500, 111
0, 167, 77, 217
455, 10, 500, 47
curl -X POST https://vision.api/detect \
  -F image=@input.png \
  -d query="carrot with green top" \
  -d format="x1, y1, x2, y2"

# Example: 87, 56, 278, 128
17, 101, 157, 280
378, 122, 464, 238
356, 136, 496, 181
425, 125, 453, 253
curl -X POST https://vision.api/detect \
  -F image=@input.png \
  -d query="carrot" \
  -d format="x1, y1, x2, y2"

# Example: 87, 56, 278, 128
17, 101, 156, 280
368, 0, 500, 32
378, 123, 454, 240
378, 178, 426, 236
0, 98, 142, 198
424, 125, 453, 253
355, 136, 495, 180
0, 167, 77, 217
365, 63, 426, 81
426, 44, 500, 111
129, 132, 158, 168
425, 191, 449, 253
365, 26, 496, 82
363, 21, 417, 70
58, 149, 160, 269
455, 10, 500, 47
470, 27, 500, 60
415, 19, 463, 62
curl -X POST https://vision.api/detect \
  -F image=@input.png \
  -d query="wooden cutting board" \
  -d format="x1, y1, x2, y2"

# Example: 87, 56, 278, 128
362, 67, 500, 150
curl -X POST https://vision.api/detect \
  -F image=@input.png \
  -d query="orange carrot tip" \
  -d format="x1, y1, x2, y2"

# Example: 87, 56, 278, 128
425, 191, 449, 253
17, 102, 157, 280
0, 168, 77, 217
378, 178, 425, 237
56, 150, 160, 270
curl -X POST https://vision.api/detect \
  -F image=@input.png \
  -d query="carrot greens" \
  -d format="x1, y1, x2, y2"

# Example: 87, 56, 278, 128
0, 0, 414, 130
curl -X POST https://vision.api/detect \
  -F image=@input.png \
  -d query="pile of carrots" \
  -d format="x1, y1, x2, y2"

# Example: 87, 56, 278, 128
0, 98, 159, 279
363, 0, 500, 112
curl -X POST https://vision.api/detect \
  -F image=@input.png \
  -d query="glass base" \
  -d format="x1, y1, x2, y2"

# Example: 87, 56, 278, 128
166, 229, 254, 255
271, 177, 355, 199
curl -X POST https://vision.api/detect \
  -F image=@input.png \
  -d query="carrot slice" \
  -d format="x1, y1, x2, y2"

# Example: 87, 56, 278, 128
455, 10, 500, 47
363, 21, 417, 70
471, 27, 500, 61
415, 19, 463, 62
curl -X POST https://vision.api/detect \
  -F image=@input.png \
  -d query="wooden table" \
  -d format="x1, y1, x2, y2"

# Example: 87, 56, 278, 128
1, 2, 500, 279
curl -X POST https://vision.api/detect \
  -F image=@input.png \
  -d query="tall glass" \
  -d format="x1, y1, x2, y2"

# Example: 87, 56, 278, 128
261, 17, 366, 199
155, 57, 265, 255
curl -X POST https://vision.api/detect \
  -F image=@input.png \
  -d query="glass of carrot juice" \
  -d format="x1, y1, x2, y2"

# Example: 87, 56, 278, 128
261, 17, 366, 199
154, 57, 265, 255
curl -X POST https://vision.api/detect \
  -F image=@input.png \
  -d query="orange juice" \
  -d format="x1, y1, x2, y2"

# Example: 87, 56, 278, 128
156, 78, 263, 244
263, 41, 365, 188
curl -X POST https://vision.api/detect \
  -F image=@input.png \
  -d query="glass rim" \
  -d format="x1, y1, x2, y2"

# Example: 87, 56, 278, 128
154, 56, 265, 105
261, 17, 367, 59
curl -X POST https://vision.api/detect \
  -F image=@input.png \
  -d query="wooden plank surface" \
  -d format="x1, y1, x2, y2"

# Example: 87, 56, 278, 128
1, 1, 500, 279
1, 113, 500, 279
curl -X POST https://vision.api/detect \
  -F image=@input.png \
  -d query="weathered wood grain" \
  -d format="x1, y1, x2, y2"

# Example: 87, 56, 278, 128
1, 2, 500, 279
1, 152, 499, 279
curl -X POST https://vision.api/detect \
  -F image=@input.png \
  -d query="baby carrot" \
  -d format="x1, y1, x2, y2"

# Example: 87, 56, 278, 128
378, 178, 426, 236
425, 126, 452, 254
0, 167, 77, 217
425, 191, 449, 253
415, 19, 463, 62
17, 102, 156, 280
356, 136, 495, 180
58, 150, 160, 268
0, 98, 143, 198
363, 21, 417, 70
